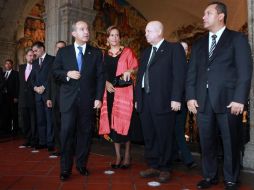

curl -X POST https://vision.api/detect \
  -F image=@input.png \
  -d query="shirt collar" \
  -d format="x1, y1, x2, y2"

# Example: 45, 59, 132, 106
153, 38, 164, 50
7, 69, 12, 73
40, 53, 46, 59
209, 26, 226, 41
74, 42, 86, 54
26, 63, 32, 68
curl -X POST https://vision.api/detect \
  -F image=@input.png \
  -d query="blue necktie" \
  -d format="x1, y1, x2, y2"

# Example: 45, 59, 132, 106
77, 46, 83, 71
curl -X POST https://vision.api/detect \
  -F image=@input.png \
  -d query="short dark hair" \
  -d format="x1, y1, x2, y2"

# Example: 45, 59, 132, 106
208, 1, 227, 24
25, 48, 33, 55
32, 41, 45, 50
106, 25, 121, 37
55, 40, 66, 46
5, 59, 13, 65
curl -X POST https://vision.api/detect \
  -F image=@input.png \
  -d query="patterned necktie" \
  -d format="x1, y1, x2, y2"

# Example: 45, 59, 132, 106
77, 46, 83, 71
144, 46, 157, 93
39, 57, 43, 68
209, 34, 217, 61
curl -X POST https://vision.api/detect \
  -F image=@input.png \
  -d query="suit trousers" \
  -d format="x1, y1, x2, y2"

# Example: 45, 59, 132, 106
174, 104, 194, 165
21, 107, 37, 146
53, 101, 61, 151
35, 100, 53, 146
60, 97, 95, 172
140, 91, 175, 171
197, 92, 242, 183
2, 95, 18, 133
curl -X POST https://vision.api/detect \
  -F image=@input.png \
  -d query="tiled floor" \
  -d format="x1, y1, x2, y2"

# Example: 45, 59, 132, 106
0, 137, 252, 190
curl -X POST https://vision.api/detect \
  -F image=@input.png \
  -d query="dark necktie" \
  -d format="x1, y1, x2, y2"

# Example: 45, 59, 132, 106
209, 34, 217, 61
77, 46, 83, 71
39, 58, 43, 68
144, 46, 157, 93
4, 71, 9, 79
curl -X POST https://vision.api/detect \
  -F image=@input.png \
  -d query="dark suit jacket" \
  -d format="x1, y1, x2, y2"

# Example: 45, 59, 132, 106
3, 70, 19, 99
52, 44, 105, 113
0, 67, 4, 105
135, 40, 187, 113
46, 71, 60, 107
30, 54, 55, 102
19, 64, 35, 108
46, 56, 61, 107
186, 28, 253, 113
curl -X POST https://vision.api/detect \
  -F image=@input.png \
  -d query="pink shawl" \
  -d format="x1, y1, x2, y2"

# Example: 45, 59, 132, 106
99, 47, 138, 135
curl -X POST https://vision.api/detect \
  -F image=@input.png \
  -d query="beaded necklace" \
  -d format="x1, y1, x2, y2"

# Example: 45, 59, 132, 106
108, 47, 123, 57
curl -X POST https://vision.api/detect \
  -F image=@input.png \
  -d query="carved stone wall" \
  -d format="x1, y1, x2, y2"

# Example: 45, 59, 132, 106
44, 0, 96, 55
243, 0, 254, 170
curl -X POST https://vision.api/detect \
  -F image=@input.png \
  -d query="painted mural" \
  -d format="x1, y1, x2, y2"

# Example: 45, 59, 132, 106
91, 0, 148, 56
18, 0, 45, 50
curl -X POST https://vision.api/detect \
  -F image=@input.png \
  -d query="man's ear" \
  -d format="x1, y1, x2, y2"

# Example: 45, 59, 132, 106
218, 13, 225, 23
72, 31, 76, 38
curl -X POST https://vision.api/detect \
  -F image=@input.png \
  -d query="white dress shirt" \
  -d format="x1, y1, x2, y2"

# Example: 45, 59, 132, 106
142, 39, 164, 88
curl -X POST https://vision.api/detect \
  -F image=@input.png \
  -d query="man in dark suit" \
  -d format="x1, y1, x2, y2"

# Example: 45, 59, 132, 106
0, 67, 4, 133
31, 41, 55, 151
19, 49, 37, 147
46, 41, 66, 157
135, 21, 186, 183
186, 2, 252, 190
53, 20, 105, 181
2, 59, 19, 135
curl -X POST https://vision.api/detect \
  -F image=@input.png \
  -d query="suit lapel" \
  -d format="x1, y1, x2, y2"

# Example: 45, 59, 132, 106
22, 64, 26, 81
70, 45, 79, 71
199, 34, 209, 66
81, 44, 91, 73
40, 54, 47, 69
142, 48, 151, 69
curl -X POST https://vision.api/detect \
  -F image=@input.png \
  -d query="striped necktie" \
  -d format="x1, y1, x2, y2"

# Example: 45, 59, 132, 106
209, 34, 217, 61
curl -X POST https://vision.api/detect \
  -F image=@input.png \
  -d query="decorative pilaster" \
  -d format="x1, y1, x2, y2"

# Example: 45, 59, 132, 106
44, 0, 96, 55
243, 0, 254, 169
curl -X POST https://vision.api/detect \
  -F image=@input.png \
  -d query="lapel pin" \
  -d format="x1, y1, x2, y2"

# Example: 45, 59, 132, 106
88, 52, 91, 55
160, 49, 164, 53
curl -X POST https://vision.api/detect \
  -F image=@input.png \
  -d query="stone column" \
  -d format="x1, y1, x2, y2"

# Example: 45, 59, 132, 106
243, 0, 254, 169
0, 41, 16, 67
44, 0, 96, 55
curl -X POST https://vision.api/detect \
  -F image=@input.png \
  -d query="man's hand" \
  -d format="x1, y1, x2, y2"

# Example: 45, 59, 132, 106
122, 70, 132, 81
187, 99, 199, 114
39, 86, 45, 94
94, 100, 102, 109
46, 100, 52, 108
67, 71, 81, 80
34, 86, 41, 94
106, 81, 115, 93
171, 101, 181, 111
227, 102, 244, 115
